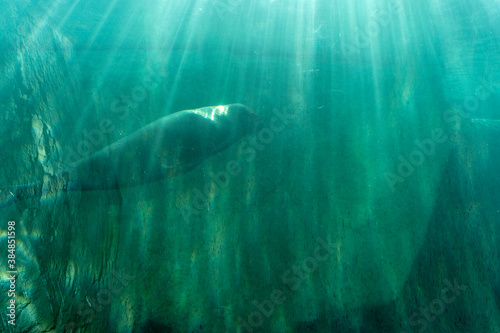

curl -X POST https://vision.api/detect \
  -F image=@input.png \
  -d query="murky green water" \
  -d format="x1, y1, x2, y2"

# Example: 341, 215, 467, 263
1, 0, 499, 332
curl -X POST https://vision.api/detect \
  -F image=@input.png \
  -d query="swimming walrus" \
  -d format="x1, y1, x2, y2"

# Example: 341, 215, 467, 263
1, 104, 261, 207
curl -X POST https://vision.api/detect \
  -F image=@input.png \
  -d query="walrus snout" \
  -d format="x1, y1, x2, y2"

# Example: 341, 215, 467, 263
225, 104, 262, 134
244, 107, 263, 132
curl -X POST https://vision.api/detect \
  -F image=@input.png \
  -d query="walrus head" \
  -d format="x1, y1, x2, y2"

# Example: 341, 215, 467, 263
213, 103, 263, 136
158, 104, 262, 173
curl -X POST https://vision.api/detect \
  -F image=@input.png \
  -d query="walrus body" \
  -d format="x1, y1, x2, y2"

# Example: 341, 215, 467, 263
1, 104, 260, 206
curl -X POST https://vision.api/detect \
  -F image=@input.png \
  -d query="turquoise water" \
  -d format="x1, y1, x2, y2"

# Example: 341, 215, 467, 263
0, 0, 500, 332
